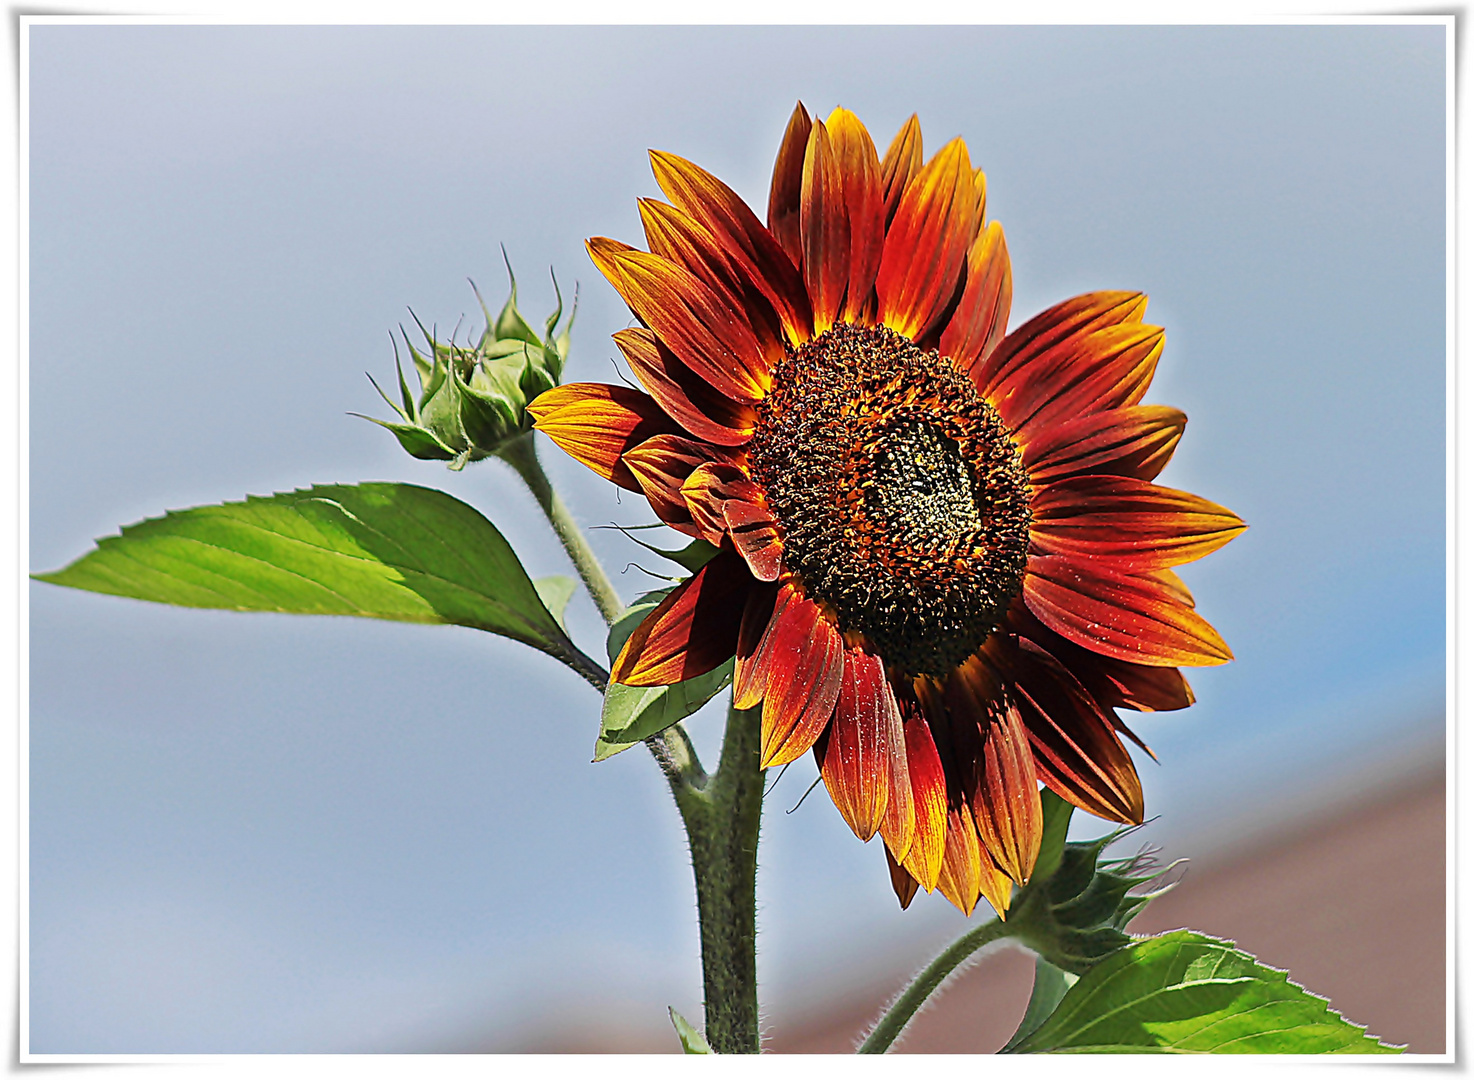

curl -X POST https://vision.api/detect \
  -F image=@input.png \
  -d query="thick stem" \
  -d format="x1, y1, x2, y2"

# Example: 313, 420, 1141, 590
498, 433, 625, 626
673, 702, 763, 1053
857, 917, 1012, 1054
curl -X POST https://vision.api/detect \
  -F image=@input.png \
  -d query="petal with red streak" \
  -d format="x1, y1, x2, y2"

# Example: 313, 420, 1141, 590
1024, 555, 1233, 667
826, 107, 886, 325
899, 712, 948, 891
935, 803, 984, 916
724, 499, 783, 583
650, 150, 814, 344
885, 846, 920, 910
875, 137, 979, 342
760, 592, 844, 768
939, 220, 1012, 370
817, 648, 905, 838
733, 582, 786, 709
621, 434, 735, 536
1030, 476, 1247, 572
800, 119, 849, 334
611, 552, 752, 687
972, 289, 1148, 396
879, 114, 923, 227
1023, 404, 1186, 483
613, 327, 756, 447
528, 382, 679, 490
767, 102, 812, 268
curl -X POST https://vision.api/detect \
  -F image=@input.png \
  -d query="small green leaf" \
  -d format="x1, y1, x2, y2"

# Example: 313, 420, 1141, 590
594, 660, 732, 761
604, 589, 674, 664
668, 1008, 713, 1054
34, 483, 581, 663
1001, 957, 1078, 1053
532, 575, 576, 630
1008, 930, 1403, 1054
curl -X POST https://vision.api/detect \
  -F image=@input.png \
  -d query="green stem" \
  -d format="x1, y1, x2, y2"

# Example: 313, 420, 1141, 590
497, 433, 625, 626
666, 702, 763, 1053
858, 917, 1012, 1054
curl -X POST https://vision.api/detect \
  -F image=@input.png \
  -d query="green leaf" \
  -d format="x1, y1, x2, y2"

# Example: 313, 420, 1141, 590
668, 1008, 713, 1054
594, 660, 732, 761
1008, 930, 1403, 1054
594, 587, 727, 760
533, 575, 576, 630
34, 482, 581, 662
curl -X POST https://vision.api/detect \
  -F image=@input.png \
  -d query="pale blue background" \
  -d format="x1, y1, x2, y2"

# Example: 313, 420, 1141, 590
29, 24, 1445, 1051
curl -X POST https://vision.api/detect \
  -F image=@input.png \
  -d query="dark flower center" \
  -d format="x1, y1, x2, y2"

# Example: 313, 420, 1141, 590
748, 323, 1031, 678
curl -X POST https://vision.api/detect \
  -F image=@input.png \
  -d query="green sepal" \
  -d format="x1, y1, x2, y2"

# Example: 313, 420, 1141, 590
1007, 930, 1404, 1054
350, 413, 458, 462
533, 575, 576, 630
668, 1008, 713, 1054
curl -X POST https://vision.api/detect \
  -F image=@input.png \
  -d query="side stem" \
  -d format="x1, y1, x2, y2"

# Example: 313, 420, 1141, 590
498, 433, 625, 625
857, 917, 1012, 1054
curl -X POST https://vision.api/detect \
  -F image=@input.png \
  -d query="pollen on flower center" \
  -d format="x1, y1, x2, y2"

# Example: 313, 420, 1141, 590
748, 323, 1032, 678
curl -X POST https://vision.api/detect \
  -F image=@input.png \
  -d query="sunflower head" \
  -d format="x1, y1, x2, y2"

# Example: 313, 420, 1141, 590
532, 103, 1244, 919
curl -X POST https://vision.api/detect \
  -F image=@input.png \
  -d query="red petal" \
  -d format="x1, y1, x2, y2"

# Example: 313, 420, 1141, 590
638, 198, 786, 370
944, 656, 1042, 884
611, 553, 751, 686
760, 593, 844, 768
733, 582, 784, 709
613, 327, 755, 448
1023, 404, 1186, 483
826, 107, 886, 325
879, 114, 923, 227
899, 710, 947, 891
993, 323, 1165, 447
818, 648, 903, 839
590, 242, 770, 403
528, 382, 679, 490
1002, 635, 1144, 824
724, 499, 784, 583
677, 460, 754, 545
939, 220, 1011, 370
800, 118, 849, 335
1030, 476, 1247, 572
885, 846, 920, 910
1024, 555, 1233, 667
767, 101, 812, 268
972, 289, 1148, 396
622, 433, 736, 534
875, 137, 979, 342
650, 150, 814, 344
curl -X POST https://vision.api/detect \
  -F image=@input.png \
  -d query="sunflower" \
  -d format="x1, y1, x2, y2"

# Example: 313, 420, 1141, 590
529, 104, 1244, 918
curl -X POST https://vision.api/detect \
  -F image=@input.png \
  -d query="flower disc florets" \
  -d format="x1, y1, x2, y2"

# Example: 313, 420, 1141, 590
748, 323, 1032, 678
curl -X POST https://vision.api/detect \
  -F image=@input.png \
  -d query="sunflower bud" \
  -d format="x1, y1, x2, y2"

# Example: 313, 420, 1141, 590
360, 257, 576, 470
1008, 791, 1180, 974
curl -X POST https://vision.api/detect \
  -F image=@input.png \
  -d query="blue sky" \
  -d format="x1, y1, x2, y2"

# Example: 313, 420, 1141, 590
28, 24, 1445, 1052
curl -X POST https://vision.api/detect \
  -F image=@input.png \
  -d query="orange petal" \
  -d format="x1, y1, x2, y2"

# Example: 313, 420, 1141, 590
939, 220, 1011, 369
818, 648, 904, 839
976, 848, 1016, 920
733, 582, 784, 709
760, 592, 844, 768
1024, 554, 1233, 668
875, 136, 978, 343
678, 460, 755, 545
992, 323, 1165, 446
1003, 635, 1145, 825
973, 290, 1148, 399
611, 552, 752, 686
638, 198, 787, 369
935, 803, 983, 916
592, 244, 770, 403
621, 433, 739, 536
885, 846, 920, 910
1030, 476, 1247, 572
899, 711, 947, 891
879, 114, 923, 227
650, 149, 814, 344
767, 101, 812, 268
528, 382, 679, 490
944, 656, 1042, 884
800, 119, 849, 335
826, 107, 885, 325
613, 327, 756, 448
1023, 404, 1185, 484
724, 499, 784, 583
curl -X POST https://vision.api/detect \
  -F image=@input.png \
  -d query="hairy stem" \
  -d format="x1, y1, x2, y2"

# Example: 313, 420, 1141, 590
858, 917, 1012, 1054
670, 702, 763, 1053
498, 433, 625, 625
